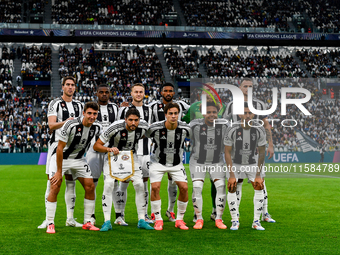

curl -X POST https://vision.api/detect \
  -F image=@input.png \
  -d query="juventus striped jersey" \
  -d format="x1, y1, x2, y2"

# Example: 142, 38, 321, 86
99, 119, 149, 153
190, 119, 229, 164
118, 103, 152, 156
222, 98, 266, 122
47, 97, 83, 145
224, 125, 266, 165
149, 100, 190, 122
97, 103, 119, 131
57, 117, 102, 159
146, 120, 191, 166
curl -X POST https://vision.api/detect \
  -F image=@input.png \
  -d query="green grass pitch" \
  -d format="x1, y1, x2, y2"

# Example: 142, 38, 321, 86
0, 163, 339, 254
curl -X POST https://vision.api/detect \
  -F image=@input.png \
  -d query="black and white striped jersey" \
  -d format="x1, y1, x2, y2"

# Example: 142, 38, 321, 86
118, 103, 152, 156
190, 119, 229, 164
99, 119, 149, 153
97, 103, 119, 131
47, 97, 83, 144
224, 125, 266, 165
222, 98, 267, 122
146, 120, 191, 166
149, 100, 190, 122
56, 117, 102, 159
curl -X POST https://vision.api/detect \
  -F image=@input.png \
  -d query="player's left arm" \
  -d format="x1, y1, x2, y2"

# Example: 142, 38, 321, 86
262, 117, 274, 159
93, 138, 119, 155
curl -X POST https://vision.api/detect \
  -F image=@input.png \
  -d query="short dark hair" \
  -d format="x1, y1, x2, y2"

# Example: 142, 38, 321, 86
240, 78, 253, 87
164, 102, 180, 114
97, 84, 109, 91
84, 101, 99, 112
161, 82, 174, 91
125, 108, 140, 119
62, 76, 76, 86
204, 100, 220, 112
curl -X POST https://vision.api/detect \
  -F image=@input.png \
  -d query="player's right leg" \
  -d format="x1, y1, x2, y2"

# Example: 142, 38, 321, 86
189, 160, 206, 229
38, 142, 56, 229
45, 155, 64, 234
149, 162, 165, 230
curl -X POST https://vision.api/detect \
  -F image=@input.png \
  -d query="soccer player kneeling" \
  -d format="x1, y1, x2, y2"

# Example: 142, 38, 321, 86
146, 103, 191, 230
45, 102, 102, 234
189, 101, 228, 229
224, 103, 266, 231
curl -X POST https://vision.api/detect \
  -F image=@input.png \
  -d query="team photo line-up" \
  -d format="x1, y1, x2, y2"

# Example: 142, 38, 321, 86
39, 76, 276, 234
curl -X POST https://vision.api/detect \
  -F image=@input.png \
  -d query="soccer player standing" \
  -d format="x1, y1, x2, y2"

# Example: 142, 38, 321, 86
224, 103, 266, 230
223, 78, 275, 223
118, 83, 153, 223
45, 102, 102, 234
190, 101, 228, 229
86, 84, 119, 224
149, 83, 189, 222
146, 103, 191, 230
93, 108, 154, 231
38, 76, 83, 229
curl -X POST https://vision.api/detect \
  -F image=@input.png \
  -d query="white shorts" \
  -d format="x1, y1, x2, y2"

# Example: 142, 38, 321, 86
189, 158, 226, 181
227, 163, 261, 183
46, 142, 58, 175
86, 148, 105, 180
49, 154, 93, 180
103, 154, 142, 183
149, 162, 187, 183
138, 154, 150, 178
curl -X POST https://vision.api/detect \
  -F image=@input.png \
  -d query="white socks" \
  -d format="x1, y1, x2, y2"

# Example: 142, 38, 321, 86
214, 180, 226, 220
236, 181, 243, 207
133, 180, 146, 220
116, 182, 129, 215
176, 200, 188, 221
167, 181, 177, 212
263, 181, 268, 215
192, 181, 204, 220
227, 192, 239, 222
84, 198, 95, 223
65, 180, 76, 219
102, 179, 115, 222
151, 200, 162, 221
46, 201, 57, 224
144, 181, 149, 216
254, 190, 264, 222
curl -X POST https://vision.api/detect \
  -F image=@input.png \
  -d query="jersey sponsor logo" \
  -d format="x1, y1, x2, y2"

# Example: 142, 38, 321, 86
237, 136, 242, 141
208, 138, 214, 144
160, 136, 166, 140
80, 138, 86, 145
204, 144, 217, 150
239, 150, 252, 155
75, 132, 82, 136
168, 142, 173, 148
121, 155, 130, 160
103, 115, 108, 121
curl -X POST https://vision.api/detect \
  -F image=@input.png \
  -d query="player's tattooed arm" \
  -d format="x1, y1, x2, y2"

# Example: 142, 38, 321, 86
225, 145, 237, 192
263, 118, 274, 159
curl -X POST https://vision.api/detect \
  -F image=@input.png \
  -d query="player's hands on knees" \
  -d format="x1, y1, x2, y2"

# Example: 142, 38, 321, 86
107, 147, 119, 155
254, 177, 264, 190
228, 177, 237, 193
50, 172, 62, 186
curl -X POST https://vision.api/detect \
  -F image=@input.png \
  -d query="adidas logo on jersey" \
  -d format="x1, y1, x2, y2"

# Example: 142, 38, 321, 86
158, 108, 164, 112
75, 132, 82, 136
201, 132, 207, 135
237, 137, 242, 141
160, 136, 166, 140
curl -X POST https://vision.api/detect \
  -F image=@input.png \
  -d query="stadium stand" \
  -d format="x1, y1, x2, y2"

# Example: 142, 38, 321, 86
0, 0, 22, 23
51, 0, 174, 25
